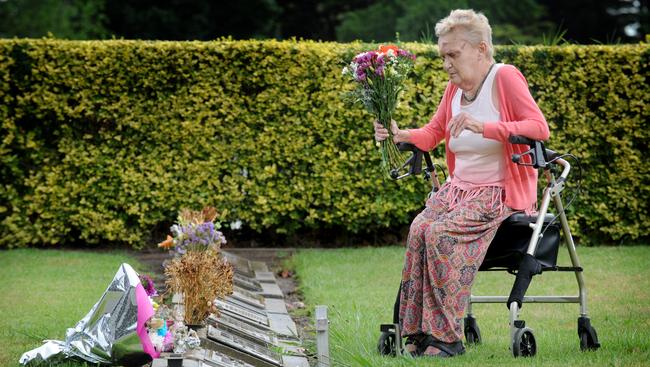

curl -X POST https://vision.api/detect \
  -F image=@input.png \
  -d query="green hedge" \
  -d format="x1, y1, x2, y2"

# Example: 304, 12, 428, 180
0, 39, 648, 248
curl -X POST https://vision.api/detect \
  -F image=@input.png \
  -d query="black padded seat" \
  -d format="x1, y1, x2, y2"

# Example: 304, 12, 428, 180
480, 213, 561, 271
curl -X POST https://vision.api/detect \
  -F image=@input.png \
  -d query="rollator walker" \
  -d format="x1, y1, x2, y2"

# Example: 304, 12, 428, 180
377, 135, 600, 357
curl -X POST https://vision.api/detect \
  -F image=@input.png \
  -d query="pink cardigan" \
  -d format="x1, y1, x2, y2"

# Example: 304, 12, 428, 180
409, 64, 550, 212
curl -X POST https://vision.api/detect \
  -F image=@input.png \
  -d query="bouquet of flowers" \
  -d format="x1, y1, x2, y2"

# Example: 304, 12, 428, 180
158, 206, 227, 254
342, 44, 416, 176
159, 206, 233, 325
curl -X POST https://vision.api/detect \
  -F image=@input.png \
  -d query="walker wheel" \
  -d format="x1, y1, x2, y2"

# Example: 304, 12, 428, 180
377, 331, 398, 356
463, 316, 482, 344
579, 326, 600, 351
578, 316, 601, 351
512, 327, 536, 357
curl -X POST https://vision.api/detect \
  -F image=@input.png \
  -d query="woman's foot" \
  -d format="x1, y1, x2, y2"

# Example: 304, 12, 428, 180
422, 345, 449, 357
419, 336, 466, 358
404, 334, 426, 356
404, 343, 418, 355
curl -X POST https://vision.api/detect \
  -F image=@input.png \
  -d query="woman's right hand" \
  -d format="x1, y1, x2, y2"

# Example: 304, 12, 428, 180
374, 119, 408, 143
374, 120, 390, 142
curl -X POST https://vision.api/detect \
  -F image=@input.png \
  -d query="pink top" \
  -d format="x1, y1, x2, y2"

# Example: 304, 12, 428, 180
409, 64, 550, 213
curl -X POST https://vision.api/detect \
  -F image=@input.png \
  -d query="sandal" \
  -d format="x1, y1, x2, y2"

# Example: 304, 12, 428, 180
404, 334, 426, 357
418, 335, 466, 358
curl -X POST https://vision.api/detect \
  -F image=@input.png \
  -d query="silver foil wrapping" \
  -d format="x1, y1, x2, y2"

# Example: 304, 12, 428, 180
20, 263, 152, 366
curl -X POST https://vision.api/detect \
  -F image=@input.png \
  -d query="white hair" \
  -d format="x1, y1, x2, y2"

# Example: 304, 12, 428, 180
435, 9, 495, 60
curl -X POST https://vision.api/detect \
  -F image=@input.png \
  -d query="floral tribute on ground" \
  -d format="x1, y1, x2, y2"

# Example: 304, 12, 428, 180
150, 206, 234, 353
342, 44, 416, 177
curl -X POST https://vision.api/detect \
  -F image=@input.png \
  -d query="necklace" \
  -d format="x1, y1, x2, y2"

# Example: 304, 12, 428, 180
462, 63, 495, 103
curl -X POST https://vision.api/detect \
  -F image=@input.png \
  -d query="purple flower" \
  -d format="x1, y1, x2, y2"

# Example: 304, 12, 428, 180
173, 221, 226, 253
139, 274, 158, 297
375, 54, 385, 66
398, 49, 416, 60
354, 51, 378, 65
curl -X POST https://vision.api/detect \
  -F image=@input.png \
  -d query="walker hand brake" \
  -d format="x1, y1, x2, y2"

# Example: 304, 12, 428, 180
509, 135, 548, 169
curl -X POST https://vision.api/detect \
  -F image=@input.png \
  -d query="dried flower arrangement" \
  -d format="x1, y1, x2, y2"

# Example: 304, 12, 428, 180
161, 206, 233, 325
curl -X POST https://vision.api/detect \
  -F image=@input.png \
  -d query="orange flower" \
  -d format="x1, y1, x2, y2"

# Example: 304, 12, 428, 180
378, 44, 399, 54
158, 235, 174, 249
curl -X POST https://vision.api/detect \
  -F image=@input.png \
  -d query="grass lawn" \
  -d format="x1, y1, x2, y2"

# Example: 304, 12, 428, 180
292, 246, 650, 366
0, 249, 146, 367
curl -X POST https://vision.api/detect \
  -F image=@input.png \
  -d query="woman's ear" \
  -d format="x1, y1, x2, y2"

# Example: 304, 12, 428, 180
478, 41, 488, 60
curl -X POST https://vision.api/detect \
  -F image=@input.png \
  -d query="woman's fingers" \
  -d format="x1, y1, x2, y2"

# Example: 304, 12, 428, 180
375, 131, 388, 141
374, 120, 388, 141
449, 115, 462, 137
390, 119, 399, 135
450, 113, 474, 137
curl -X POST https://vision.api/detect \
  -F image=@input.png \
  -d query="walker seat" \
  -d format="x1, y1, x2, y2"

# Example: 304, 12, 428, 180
482, 213, 560, 271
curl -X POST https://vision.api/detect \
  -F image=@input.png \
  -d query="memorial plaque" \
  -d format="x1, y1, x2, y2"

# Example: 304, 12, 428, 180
260, 282, 284, 299
207, 325, 283, 367
152, 350, 203, 367
208, 314, 275, 344
216, 300, 269, 326
202, 349, 257, 367
222, 252, 254, 277
254, 271, 276, 283
151, 358, 201, 367
225, 298, 267, 317
234, 274, 263, 293
268, 313, 298, 339
263, 299, 288, 315
209, 313, 271, 333
281, 355, 311, 367
249, 260, 269, 272
230, 287, 266, 310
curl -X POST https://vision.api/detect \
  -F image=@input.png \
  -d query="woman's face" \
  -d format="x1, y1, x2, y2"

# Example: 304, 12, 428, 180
438, 31, 483, 90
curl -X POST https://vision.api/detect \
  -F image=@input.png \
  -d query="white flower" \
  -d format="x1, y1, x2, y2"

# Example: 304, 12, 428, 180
171, 224, 182, 237
350, 61, 358, 74
342, 66, 348, 75
230, 220, 242, 230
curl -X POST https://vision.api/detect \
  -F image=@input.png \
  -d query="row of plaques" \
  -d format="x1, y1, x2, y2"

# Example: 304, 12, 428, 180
155, 251, 307, 367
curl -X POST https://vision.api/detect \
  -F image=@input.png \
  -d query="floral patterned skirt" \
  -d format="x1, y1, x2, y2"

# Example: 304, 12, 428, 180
398, 182, 513, 342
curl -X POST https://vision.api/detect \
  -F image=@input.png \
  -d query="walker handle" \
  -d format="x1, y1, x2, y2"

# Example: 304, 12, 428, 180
508, 135, 536, 146
391, 143, 438, 183
509, 135, 548, 169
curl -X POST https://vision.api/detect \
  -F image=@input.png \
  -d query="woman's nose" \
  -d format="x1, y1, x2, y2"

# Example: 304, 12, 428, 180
443, 58, 451, 71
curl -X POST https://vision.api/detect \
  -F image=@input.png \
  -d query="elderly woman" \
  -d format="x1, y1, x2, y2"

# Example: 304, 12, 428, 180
374, 9, 549, 357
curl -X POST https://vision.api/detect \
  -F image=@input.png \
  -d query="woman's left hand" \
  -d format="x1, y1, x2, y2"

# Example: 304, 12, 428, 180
448, 112, 484, 138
